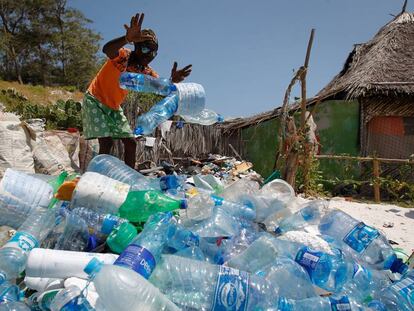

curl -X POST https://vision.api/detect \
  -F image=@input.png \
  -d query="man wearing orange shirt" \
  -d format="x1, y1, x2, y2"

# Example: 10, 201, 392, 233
82, 13, 192, 168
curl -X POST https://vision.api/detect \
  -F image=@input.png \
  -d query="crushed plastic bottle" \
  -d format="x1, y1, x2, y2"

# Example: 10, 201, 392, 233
319, 209, 408, 273
119, 72, 176, 96
181, 108, 224, 125
84, 258, 180, 311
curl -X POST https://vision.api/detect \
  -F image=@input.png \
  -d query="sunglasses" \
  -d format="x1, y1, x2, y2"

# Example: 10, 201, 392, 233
140, 45, 158, 57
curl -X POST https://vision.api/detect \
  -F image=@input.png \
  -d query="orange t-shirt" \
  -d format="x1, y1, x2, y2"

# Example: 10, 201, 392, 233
87, 48, 159, 110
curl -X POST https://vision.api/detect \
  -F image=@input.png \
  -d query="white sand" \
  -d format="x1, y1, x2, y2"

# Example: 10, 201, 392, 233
290, 196, 414, 255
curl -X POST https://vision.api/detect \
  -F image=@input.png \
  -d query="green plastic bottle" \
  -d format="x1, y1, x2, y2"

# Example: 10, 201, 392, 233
118, 190, 187, 223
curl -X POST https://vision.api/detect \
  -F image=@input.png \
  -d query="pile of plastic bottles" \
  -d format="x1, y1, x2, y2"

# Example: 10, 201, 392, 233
0, 153, 412, 311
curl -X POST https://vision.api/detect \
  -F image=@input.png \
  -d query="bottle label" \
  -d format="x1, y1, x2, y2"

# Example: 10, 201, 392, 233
211, 195, 224, 206
329, 296, 351, 311
343, 222, 379, 253
295, 247, 322, 274
114, 244, 156, 279
391, 276, 414, 296
4, 232, 39, 252
211, 266, 250, 311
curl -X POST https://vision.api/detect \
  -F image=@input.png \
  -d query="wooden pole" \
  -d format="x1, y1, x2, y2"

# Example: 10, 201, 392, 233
372, 158, 381, 203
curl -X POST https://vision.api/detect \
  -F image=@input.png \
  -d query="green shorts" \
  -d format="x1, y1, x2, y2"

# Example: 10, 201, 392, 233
82, 92, 133, 140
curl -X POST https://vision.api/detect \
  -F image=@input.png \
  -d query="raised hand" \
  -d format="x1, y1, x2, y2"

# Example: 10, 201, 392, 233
170, 62, 192, 83
124, 13, 152, 43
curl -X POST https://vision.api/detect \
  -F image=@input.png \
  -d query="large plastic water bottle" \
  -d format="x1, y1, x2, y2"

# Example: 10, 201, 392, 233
184, 193, 256, 221
256, 257, 317, 300
273, 200, 328, 234
0, 302, 30, 311
319, 209, 408, 273
225, 234, 349, 292
86, 154, 161, 190
118, 190, 187, 223
0, 168, 54, 208
119, 72, 175, 96
0, 208, 55, 282
134, 94, 179, 135
26, 248, 117, 280
84, 258, 180, 311
181, 108, 224, 125
113, 212, 173, 279
50, 285, 93, 311
70, 172, 130, 214
0, 191, 39, 229
150, 254, 279, 310
376, 270, 414, 311
185, 207, 241, 238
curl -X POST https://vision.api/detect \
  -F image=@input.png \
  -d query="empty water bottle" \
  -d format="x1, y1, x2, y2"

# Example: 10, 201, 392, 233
0, 168, 54, 208
150, 254, 279, 310
0, 208, 55, 282
84, 257, 180, 311
0, 191, 39, 229
50, 285, 93, 311
277, 295, 365, 311
257, 257, 317, 300
184, 193, 255, 221
135, 94, 179, 135
119, 72, 176, 96
274, 200, 328, 235
114, 212, 174, 279
86, 154, 161, 190
375, 269, 414, 311
319, 209, 408, 273
225, 234, 349, 292
0, 302, 30, 311
181, 108, 224, 125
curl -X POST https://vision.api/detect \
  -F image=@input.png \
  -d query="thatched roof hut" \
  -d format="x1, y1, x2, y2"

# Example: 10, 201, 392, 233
317, 12, 414, 100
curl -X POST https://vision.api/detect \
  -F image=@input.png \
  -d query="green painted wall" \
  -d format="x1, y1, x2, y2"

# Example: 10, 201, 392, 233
241, 118, 280, 177
240, 100, 361, 179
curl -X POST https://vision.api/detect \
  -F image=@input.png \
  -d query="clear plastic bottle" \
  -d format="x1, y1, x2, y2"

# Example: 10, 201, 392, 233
319, 209, 408, 273
0, 208, 55, 282
225, 234, 350, 293
277, 295, 367, 311
119, 72, 176, 96
0, 168, 54, 208
150, 254, 279, 310
113, 212, 174, 279
186, 207, 241, 238
375, 269, 414, 311
181, 108, 224, 125
0, 302, 31, 311
50, 286, 93, 311
257, 257, 317, 300
134, 94, 179, 135
86, 154, 161, 191
174, 82, 206, 116
84, 258, 180, 311
274, 200, 328, 234
184, 193, 256, 221
0, 191, 39, 229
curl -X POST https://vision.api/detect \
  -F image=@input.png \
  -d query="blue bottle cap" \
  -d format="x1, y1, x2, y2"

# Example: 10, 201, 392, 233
389, 256, 408, 274
170, 84, 177, 92
159, 175, 180, 191
217, 115, 224, 123
180, 199, 188, 209
134, 126, 144, 135
85, 234, 98, 252
101, 215, 119, 235
274, 227, 282, 235
84, 258, 103, 276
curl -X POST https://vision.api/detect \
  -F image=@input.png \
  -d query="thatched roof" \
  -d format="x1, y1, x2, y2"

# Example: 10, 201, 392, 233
317, 12, 414, 99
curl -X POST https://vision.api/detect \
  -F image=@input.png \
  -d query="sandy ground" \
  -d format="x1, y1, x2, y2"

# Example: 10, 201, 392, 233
307, 197, 414, 255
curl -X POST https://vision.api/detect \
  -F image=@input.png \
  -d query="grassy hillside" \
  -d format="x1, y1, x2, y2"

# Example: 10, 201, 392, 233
0, 80, 83, 105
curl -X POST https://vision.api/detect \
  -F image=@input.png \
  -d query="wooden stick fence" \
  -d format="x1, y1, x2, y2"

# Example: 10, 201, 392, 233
315, 154, 414, 203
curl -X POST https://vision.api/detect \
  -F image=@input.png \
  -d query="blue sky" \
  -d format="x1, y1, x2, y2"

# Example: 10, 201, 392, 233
69, 0, 412, 118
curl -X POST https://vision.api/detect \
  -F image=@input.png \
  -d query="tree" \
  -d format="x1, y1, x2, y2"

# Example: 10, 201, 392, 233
0, 0, 102, 89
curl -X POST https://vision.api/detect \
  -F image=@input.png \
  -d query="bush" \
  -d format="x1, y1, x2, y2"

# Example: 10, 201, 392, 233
1, 88, 82, 130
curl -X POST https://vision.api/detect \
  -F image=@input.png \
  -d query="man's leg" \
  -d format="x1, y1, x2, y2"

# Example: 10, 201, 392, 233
121, 137, 137, 168
98, 137, 114, 154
